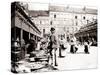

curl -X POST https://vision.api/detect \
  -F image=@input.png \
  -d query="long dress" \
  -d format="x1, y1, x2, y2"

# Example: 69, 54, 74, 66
84, 42, 89, 54
70, 37, 77, 53
59, 39, 66, 57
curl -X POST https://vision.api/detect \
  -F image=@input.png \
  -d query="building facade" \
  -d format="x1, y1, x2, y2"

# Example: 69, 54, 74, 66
75, 19, 97, 46
29, 4, 97, 41
11, 2, 41, 62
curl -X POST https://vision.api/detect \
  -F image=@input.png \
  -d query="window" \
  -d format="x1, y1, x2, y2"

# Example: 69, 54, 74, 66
75, 16, 77, 19
67, 27, 69, 32
76, 21, 78, 26
43, 29, 45, 34
54, 14, 56, 18
83, 16, 86, 20
50, 21, 52, 25
40, 21, 42, 24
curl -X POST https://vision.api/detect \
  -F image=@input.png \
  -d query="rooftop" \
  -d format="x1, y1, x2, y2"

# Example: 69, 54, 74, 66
49, 5, 97, 14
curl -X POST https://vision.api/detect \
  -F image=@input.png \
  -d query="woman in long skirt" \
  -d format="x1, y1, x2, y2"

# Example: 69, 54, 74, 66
84, 41, 89, 54
70, 44, 75, 53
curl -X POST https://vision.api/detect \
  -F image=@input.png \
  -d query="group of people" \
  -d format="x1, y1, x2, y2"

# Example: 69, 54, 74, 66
21, 27, 92, 67
69, 34, 92, 54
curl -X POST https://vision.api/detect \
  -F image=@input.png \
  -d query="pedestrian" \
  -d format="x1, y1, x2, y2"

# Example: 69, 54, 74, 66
84, 41, 89, 54
47, 27, 58, 66
59, 35, 66, 57
70, 34, 78, 54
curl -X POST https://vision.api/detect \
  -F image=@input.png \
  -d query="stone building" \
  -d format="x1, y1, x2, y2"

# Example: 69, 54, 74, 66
11, 2, 41, 62
28, 4, 97, 41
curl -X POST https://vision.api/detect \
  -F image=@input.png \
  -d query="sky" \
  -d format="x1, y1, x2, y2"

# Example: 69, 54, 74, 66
26, 0, 97, 10
28, 3, 49, 10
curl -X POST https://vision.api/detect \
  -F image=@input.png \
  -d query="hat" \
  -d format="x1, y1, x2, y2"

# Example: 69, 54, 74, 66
50, 27, 55, 31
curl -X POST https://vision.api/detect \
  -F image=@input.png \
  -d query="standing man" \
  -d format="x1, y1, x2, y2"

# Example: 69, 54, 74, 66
48, 27, 58, 66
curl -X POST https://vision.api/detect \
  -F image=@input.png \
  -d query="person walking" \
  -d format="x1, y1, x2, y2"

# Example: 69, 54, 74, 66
59, 35, 66, 57
70, 34, 78, 54
47, 27, 58, 66
84, 39, 92, 54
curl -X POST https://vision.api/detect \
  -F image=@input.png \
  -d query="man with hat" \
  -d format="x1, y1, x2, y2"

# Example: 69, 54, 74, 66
48, 27, 58, 66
